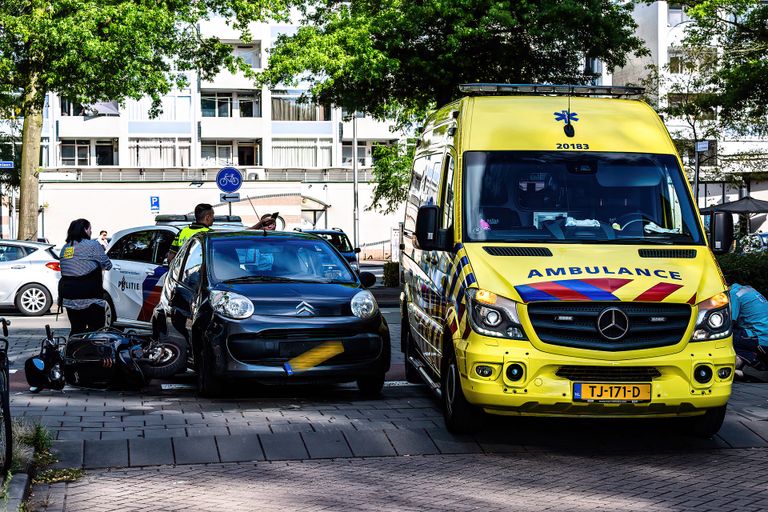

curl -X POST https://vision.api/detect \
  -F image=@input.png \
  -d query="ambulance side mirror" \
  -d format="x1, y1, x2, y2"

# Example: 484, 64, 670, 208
415, 205, 452, 252
710, 212, 734, 255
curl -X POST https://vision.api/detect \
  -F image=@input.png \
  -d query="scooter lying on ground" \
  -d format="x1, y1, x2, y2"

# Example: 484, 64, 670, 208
25, 326, 186, 391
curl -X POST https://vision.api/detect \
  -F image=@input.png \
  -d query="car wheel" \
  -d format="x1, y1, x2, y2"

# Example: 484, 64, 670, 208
442, 339, 484, 434
197, 346, 225, 398
687, 405, 727, 438
402, 315, 422, 384
357, 371, 385, 398
15, 284, 52, 316
104, 293, 116, 327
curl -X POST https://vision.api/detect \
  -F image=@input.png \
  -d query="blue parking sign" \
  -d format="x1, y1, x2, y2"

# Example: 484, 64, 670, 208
150, 196, 160, 211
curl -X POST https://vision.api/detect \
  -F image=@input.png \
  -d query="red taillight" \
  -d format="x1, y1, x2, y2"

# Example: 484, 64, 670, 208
46, 262, 60, 272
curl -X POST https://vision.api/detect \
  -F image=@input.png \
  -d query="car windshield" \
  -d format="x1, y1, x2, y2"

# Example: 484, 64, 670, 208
313, 233, 353, 252
463, 151, 704, 245
209, 237, 356, 284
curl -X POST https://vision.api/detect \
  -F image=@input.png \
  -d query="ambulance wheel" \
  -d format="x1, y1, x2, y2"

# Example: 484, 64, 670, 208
688, 405, 727, 438
15, 284, 52, 316
197, 347, 225, 398
442, 340, 484, 434
402, 315, 421, 384
103, 294, 116, 327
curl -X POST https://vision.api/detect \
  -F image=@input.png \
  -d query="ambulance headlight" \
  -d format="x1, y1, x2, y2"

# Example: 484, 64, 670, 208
466, 289, 528, 340
692, 292, 731, 341
210, 290, 254, 320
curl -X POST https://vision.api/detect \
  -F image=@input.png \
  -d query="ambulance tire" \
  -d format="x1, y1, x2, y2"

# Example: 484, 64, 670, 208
441, 340, 484, 434
402, 316, 421, 384
688, 405, 727, 438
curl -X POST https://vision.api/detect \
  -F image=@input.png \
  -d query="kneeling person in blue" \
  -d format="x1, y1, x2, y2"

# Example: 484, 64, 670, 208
729, 282, 768, 377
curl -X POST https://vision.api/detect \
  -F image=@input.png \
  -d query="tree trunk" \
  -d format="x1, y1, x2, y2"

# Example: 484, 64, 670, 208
18, 85, 44, 241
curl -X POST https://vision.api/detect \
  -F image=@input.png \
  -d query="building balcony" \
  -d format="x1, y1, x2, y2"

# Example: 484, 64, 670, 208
201, 69, 262, 91
200, 116, 268, 139
57, 115, 121, 138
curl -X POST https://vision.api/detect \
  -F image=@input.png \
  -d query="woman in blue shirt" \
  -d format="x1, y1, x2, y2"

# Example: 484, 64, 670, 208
59, 219, 112, 335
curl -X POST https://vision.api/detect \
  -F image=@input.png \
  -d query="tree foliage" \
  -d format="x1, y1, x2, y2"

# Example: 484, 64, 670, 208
258, 0, 648, 210
368, 141, 415, 214
0, 0, 288, 239
685, 0, 768, 134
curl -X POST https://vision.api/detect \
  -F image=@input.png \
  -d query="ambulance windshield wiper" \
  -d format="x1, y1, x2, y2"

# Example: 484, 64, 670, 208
608, 238, 675, 245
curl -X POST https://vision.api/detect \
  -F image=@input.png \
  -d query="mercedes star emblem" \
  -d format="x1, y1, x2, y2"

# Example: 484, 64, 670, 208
596, 307, 630, 340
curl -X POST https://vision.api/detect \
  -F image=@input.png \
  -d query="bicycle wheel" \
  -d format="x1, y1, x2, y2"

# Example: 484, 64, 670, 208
0, 367, 12, 474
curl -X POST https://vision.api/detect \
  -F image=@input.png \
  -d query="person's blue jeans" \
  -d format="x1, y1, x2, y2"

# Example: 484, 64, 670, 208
733, 327, 762, 366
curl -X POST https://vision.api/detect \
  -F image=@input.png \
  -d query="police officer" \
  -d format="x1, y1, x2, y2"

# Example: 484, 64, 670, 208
168, 203, 214, 264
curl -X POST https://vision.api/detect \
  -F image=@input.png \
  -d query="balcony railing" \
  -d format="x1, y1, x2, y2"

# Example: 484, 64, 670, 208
39, 167, 376, 183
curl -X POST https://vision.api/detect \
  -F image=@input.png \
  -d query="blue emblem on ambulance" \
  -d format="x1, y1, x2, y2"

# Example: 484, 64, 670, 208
554, 110, 579, 123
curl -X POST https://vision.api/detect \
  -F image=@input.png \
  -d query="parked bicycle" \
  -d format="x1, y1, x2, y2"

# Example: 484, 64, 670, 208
0, 318, 13, 473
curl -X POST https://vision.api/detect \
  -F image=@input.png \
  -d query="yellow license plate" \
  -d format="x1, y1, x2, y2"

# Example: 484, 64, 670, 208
573, 383, 651, 403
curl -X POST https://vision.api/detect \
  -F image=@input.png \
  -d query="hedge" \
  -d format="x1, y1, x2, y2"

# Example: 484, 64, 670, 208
382, 262, 400, 287
716, 252, 768, 297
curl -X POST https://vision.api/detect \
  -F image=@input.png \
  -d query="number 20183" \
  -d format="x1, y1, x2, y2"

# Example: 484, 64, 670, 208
556, 143, 589, 150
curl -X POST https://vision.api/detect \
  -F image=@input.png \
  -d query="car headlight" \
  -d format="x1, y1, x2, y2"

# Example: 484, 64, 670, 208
351, 290, 377, 319
691, 292, 731, 341
466, 289, 528, 340
210, 290, 254, 320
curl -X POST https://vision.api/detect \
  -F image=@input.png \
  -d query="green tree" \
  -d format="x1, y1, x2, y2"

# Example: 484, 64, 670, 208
258, 0, 647, 209
685, 0, 768, 134
0, 0, 287, 240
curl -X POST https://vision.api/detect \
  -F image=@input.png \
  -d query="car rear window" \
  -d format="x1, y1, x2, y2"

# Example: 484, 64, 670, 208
210, 237, 355, 284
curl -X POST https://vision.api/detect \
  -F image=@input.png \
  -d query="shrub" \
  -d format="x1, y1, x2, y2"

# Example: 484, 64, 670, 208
716, 252, 768, 297
382, 262, 400, 287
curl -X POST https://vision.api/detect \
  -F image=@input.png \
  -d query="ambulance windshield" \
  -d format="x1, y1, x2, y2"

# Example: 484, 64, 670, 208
463, 151, 703, 245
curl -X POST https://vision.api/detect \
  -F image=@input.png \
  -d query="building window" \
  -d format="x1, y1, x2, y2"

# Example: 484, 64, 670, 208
668, 4, 690, 26
128, 138, 187, 167
201, 93, 232, 118
272, 138, 332, 167
272, 92, 331, 121
60, 98, 86, 116
238, 94, 261, 117
237, 143, 260, 166
95, 140, 115, 165
669, 47, 717, 74
234, 45, 261, 68
201, 141, 234, 166
342, 143, 366, 167
60, 140, 90, 166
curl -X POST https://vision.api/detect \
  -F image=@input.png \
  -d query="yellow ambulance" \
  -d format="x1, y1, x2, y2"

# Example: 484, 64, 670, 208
400, 84, 735, 436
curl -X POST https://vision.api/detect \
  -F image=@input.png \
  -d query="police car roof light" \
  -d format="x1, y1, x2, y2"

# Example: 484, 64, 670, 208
458, 83, 645, 98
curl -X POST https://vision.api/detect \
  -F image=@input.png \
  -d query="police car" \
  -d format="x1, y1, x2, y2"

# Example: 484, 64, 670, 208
104, 215, 243, 330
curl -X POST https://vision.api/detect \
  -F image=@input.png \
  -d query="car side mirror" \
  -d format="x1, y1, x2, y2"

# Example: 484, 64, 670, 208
415, 205, 452, 251
711, 211, 734, 254
359, 271, 376, 288
354, 247, 361, 254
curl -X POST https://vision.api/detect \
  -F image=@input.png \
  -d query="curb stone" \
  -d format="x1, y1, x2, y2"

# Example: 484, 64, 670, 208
4, 472, 30, 511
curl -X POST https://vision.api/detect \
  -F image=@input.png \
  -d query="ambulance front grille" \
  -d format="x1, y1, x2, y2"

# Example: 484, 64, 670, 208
555, 366, 662, 382
527, 302, 692, 351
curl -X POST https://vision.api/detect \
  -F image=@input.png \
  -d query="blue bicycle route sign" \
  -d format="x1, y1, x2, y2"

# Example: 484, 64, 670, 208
216, 167, 242, 194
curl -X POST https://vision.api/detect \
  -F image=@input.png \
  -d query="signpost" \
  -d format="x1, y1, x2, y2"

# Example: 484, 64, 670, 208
0, 161, 13, 238
216, 167, 242, 215
150, 196, 160, 212
694, 140, 709, 208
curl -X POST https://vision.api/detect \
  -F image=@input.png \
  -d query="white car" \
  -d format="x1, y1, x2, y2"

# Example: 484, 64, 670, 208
104, 215, 243, 330
0, 240, 61, 316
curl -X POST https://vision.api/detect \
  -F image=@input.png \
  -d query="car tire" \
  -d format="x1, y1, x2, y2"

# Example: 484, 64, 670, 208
15, 284, 52, 316
401, 315, 422, 384
104, 293, 116, 327
197, 346, 225, 398
357, 371, 385, 398
442, 338, 485, 434
687, 405, 727, 438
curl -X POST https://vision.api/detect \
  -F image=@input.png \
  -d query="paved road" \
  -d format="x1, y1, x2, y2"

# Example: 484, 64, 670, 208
6, 311, 768, 511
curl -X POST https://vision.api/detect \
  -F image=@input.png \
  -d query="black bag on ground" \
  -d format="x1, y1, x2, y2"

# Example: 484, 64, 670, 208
24, 336, 65, 391
63, 331, 147, 389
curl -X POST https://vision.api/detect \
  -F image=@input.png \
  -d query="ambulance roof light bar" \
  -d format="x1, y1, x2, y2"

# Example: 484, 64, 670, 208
458, 83, 645, 98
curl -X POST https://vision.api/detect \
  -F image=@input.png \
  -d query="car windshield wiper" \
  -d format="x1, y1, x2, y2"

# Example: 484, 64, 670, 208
220, 275, 296, 283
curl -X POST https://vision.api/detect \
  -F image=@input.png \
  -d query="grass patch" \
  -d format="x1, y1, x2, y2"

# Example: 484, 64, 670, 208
32, 468, 84, 485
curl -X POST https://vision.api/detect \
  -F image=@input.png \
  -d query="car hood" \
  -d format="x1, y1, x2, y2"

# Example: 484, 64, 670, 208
213, 282, 363, 317
462, 243, 726, 306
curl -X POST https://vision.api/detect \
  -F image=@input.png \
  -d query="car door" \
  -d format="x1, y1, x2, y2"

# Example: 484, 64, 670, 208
0, 244, 30, 305
166, 239, 203, 349
105, 229, 157, 326
134, 229, 177, 323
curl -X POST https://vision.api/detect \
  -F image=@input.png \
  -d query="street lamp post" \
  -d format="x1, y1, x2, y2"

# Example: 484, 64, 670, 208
352, 114, 359, 250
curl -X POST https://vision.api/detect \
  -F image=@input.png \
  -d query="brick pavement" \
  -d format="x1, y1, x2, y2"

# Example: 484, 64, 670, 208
27, 450, 768, 511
